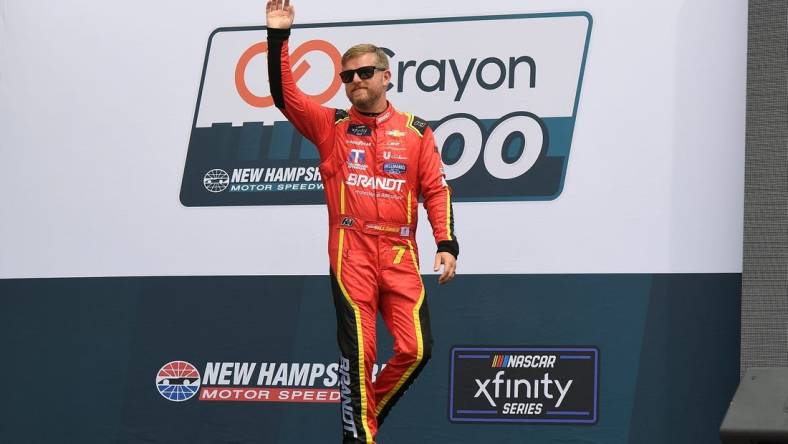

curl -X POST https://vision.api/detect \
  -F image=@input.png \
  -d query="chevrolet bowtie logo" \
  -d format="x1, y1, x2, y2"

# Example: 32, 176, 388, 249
386, 130, 406, 138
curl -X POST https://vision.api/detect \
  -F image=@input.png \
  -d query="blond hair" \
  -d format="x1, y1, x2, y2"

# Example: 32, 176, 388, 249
342, 44, 389, 70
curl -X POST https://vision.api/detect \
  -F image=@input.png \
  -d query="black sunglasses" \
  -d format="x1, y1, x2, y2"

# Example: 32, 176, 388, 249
339, 66, 386, 83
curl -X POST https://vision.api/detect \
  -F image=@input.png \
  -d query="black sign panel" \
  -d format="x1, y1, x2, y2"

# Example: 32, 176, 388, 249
449, 346, 599, 424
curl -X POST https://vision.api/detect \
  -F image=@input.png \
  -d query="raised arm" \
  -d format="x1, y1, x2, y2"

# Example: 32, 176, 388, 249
266, 0, 335, 156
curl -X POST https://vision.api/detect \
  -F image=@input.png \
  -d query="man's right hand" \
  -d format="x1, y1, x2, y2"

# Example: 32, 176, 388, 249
266, 0, 295, 29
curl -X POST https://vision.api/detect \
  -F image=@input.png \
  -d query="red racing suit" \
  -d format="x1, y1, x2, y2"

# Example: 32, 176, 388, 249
267, 28, 458, 444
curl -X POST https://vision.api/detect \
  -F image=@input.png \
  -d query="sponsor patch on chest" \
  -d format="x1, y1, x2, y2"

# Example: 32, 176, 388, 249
384, 162, 407, 175
347, 124, 372, 137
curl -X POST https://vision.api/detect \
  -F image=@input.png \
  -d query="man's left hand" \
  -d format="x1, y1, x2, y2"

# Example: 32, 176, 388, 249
433, 252, 457, 285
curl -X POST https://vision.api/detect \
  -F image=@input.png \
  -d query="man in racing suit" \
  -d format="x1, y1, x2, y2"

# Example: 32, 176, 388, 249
266, 1, 458, 442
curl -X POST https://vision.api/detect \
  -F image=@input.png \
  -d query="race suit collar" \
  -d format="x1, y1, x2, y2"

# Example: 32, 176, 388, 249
349, 101, 394, 127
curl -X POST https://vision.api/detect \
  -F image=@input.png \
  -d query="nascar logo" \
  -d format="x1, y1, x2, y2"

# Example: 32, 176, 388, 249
491, 354, 557, 368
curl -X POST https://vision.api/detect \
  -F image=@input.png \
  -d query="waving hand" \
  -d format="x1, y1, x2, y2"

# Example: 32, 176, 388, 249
266, 0, 295, 29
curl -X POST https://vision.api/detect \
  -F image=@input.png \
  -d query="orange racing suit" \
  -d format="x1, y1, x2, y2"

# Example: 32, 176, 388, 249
267, 27, 458, 444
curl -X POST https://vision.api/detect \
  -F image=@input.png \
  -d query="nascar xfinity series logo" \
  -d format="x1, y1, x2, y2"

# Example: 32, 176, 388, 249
180, 13, 592, 206
155, 360, 384, 403
449, 346, 599, 424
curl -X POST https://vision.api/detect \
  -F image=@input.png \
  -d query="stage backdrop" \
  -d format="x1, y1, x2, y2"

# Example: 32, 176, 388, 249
0, 1, 745, 443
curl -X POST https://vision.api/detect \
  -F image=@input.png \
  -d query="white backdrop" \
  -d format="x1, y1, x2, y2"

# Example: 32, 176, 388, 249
0, 0, 747, 278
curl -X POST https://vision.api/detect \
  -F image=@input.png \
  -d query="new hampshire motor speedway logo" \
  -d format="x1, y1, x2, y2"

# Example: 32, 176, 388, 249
180, 13, 592, 206
449, 346, 599, 424
155, 360, 384, 403
156, 361, 202, 402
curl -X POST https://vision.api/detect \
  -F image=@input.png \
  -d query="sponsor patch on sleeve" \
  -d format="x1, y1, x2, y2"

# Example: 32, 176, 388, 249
334, 109, 349, 124
410, 116, 429, 136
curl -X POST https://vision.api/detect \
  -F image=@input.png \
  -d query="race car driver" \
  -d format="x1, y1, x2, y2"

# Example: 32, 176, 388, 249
265, 1, 459, 442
